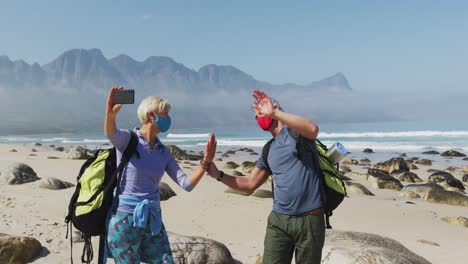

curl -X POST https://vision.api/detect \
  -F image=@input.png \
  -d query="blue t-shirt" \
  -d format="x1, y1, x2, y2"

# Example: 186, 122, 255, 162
256, 126, 322, 215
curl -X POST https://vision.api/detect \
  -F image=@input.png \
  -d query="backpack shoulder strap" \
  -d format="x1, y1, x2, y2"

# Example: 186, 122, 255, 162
261, 138, 274, 174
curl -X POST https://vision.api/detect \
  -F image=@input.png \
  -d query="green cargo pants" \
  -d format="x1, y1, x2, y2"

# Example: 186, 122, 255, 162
263, 211, 325, 264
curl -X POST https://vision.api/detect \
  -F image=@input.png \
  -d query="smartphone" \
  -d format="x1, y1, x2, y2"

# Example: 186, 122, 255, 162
113, 89, 135, 104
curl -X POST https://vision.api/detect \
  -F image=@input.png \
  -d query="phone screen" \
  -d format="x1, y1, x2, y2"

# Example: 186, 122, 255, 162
113, 89, 135, 104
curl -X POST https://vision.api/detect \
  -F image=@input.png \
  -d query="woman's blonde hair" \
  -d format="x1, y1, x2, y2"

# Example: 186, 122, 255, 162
137, 96, 172, 124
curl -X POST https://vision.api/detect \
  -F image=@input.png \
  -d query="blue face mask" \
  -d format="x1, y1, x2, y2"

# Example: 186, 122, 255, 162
155, 115, 171, 133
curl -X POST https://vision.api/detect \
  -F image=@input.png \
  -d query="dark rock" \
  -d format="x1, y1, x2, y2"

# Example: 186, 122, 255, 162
34, 143, 42, 146
322, 230, 431, 264
415, 159, 432, 166
339, 166, 352, 173
339, 173, 352, 181
441, 216, 468, 228
167, 145, 203, 160
400, 153, 407, 157
221, 154, 230, 158
160, 182, 176, 201
224, 150, 236, 155
402, 183, 444, 197
390, 169, 408, 177
428, 171, 465, 190
0, 235, 43, 263
359, 158, 371, 165
55, 146, 65, 152
441, 150, 466, 157
342, 159, 359, 165
399, 191, 421, 199
29, 154, 37, 157
445, 166, 460, 172
231, 171, 244, 177
0, 163, 40, 185
31, 148, 37, 152
169, 232, 235, 264
252, 189, 273, 198
224, 162, 239, 170
397, 172, 423, 183
47, 156, 60, 159
424, 189, 468, 207
9, 149, 17, 152
367, 169, 403, 191
49, 144, 55, 148
463, 157, 468, 161
249, 152, 258, 155
238, 161, 256, 174
375, 157, 409, 173
407, 163, 419, 170
422, 150, 440, 155
38, 177, 74, 190
67, 146, 91, 160
363, 148, 374, 153
215, 158, 223, 162
346, 182, 374, 196
462, 174, 468, 183
427, 169, 442, 173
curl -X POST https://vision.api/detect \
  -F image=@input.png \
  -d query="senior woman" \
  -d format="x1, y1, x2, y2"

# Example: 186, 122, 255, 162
104, 86, 216, 264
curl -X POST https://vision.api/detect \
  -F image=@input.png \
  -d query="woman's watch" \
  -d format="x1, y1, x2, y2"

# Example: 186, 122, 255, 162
216, 170, 225, 182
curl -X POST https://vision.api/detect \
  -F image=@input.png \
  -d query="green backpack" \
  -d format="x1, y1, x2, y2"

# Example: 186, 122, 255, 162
65, 131, 139, 264
261, 128, 347, 229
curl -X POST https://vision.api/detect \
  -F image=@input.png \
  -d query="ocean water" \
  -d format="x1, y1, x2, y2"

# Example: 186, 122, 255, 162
1, 121, 468, 157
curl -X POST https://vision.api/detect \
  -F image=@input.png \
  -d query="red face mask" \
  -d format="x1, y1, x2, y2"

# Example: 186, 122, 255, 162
256, 116, 274, 131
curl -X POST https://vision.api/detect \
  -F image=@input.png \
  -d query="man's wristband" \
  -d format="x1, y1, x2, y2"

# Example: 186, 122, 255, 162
216, 170, 225, 182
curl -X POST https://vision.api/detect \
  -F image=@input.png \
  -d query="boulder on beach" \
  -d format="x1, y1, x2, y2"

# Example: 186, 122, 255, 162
400, 153, 407, 157
160, 182, 176, 201
375, 157, 409, 173
428, 171, 465, 191
399, 191, 421, 199
238, 161, 256, 174
38, 177, 74, 190
168, 232, 235, 264
424, 189, 468, 207
321, 230, 431, 264
67, 146, 91, 160
397, 172, 423, 183
441, 216, 468, 228
415, 159, 432, 166
441, 150, 466, 157
167, 145, 203, 160
359, 158, 371, 165
0, 234, 43, 264
422, 150, 440, 155
339, 166, 352, 173
346, 182, 374, 196
224, 161, 239, 169
401, 183, 443, 197
55, 146, 65, 152
9, 149, 17, 152
462, 174, 468, 183
0, 163, 40, 185
342, 159, 359, 165
363, 148, 374, 153
406, 163, 419, 170
366, 169, 403, 191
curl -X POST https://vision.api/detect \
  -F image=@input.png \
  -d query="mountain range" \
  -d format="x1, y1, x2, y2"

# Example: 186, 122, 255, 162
0, 48, 352, 94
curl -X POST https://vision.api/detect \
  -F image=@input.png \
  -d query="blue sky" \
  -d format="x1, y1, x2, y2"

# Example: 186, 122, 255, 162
1, 0, 467, 92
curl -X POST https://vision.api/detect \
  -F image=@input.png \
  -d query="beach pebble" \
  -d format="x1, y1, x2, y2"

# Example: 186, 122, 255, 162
38, 177, 74, 190
346, 182, 374, 196
168, 232, 235, 264
0, 163, 40, 185
0, 235, 43, 263
441, 216, 468, 228
160, 182, 176, 201
375, 157, 409, 174
417, 239, 440, 247
441, 150, 466, 157
321, 230, 431, 264
424, 189, 468, 207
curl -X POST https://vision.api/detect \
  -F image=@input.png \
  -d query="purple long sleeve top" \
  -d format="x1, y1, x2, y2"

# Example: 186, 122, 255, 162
108, 128, 193, 213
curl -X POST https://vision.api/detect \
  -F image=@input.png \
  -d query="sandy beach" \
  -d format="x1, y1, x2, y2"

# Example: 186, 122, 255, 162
0, 142, 467, 264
